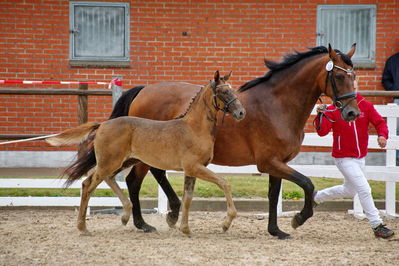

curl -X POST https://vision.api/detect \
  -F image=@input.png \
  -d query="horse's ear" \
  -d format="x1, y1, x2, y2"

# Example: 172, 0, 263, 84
328, 43, 338, 60
223, 71, 232, 81
214, 70, 220, 82
346, 43, 356, 59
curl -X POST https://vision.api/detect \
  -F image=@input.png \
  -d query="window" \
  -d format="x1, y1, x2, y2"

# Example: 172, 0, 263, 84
317, 5, 376, 68
69, 2, 130, 67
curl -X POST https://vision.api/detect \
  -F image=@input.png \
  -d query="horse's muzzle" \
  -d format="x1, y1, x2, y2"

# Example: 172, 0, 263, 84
342, 106, 360, 122
232, 108, 246, 121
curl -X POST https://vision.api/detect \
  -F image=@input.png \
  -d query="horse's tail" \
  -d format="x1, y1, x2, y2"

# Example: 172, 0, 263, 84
46, 122, 100, 146
62, 145, 97, 187
46, 122, 100, 187
109, 85, 145, 119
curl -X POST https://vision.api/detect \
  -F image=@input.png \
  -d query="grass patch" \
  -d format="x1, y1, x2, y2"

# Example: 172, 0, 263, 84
1, 174, 398, 199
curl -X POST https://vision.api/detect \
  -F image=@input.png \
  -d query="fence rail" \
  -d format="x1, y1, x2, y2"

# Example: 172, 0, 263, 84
0, 91, 398, 217
0, 77, 122, 140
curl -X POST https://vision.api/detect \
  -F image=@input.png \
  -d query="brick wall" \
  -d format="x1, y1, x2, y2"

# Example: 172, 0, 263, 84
1, 0, 398, 151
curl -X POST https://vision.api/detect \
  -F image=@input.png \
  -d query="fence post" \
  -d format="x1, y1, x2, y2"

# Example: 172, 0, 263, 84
111, 76, 125, 182
385, 103, 397, 216
78, 83, 88, 124
112, 76, 123, 108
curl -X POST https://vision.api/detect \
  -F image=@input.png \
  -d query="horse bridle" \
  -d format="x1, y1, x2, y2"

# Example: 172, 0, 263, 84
316, 61, 357, 129
212, 83, 237, 113
324, 60, 357, 110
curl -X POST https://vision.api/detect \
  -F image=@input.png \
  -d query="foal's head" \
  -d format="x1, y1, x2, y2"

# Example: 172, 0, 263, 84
322, 43, 360, 122
211, 71, 246, 121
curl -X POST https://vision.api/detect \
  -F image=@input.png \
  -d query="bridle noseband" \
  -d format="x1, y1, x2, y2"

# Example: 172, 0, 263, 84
211, 82, 238, 123
324, 60, 357, 110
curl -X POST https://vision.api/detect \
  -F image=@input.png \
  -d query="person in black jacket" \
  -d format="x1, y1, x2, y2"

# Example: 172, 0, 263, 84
382, 52, 399, 165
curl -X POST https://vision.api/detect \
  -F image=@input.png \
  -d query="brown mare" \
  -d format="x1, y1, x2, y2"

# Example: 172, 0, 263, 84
46, 71, 246, 234
72, 44, 360, 239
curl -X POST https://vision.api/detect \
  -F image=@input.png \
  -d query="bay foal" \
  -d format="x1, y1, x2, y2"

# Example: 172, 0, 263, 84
47, 71, 246, 234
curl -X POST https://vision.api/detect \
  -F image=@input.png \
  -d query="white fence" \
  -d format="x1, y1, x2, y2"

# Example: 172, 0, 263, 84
0, 104, 398, 218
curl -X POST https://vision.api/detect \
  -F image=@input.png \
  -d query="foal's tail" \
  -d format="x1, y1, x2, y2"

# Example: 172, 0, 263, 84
46, 86, 145, 187
46, 122, 100, 187
46, 122, 100, 146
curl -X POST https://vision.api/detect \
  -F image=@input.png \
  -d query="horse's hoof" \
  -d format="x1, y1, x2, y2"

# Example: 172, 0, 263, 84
180, 226, 191, 235
269, 228, 291, 239
142, 224, 157, 233
222, 221, 231, 232
121, 215, 130, 226
291, 214, 303, 229
166, 212, 178, 227
77, 221, 87, 232
278, 234, 292, 240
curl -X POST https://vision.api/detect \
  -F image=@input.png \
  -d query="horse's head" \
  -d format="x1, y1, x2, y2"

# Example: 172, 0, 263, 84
321, 43, 360, 122
212, 70, 246, 121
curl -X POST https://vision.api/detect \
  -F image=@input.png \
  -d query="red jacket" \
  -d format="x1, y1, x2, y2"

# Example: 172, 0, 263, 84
314, 94, 389, 158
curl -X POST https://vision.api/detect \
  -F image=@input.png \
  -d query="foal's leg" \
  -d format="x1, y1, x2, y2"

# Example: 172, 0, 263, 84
268, 175, 290, 239
77, 171, 103, 234
126, 164, 157, 232
179, 176, 196, 234
150, 168, 182, 228
105, 178, 132, 226
183, 165, 237, 234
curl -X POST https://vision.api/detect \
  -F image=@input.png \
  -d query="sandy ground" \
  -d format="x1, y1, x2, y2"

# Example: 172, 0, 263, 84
0, 209, 398, 266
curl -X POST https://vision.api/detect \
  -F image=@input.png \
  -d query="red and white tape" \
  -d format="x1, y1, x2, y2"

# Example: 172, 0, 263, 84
0, 78, 122, 89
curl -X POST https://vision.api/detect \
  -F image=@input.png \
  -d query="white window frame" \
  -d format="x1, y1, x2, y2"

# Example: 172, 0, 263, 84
317, 5, 376, 68
69, 1, 130, 67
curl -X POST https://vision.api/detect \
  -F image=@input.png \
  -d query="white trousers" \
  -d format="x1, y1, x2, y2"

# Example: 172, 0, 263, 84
314, 157, 383, 228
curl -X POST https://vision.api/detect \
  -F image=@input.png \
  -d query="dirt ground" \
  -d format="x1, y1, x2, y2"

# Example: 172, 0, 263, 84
0, 209, 398, 266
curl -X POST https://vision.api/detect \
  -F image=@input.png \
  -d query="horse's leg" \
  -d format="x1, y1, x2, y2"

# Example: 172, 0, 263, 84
268, 175, 290, 239
288, 170, 315, 229
77, 171, 103, 234
184, 165, 237, 233
179, 176, 196, 234
104, 178, 132, 226
125, 164, 157, 232
150, 168, 181, 228
259, 161, 314, 236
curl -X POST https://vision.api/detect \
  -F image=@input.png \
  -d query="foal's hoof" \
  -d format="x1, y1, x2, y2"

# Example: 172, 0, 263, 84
166, 212, 179, 228
121, 215, 130, 226
222, 222, 231, 232
291, 214, 303, 229
180, 226, 191, 235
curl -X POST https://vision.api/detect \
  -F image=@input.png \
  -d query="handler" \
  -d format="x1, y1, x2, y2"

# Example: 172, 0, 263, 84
313, 80, 395, 239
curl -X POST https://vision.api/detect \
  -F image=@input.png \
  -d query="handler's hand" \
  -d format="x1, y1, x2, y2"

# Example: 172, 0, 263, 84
378, 136, 387, 148
316, 104, 327, 114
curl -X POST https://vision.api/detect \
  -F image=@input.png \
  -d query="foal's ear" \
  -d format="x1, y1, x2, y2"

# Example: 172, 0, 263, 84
214, 70, 220, 82
328, 43, 338, 60
223, 71, 232, 81
346, 43, 356, 59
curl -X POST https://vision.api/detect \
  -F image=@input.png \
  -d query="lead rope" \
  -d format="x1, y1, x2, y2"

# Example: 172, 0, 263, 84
314, 97, 340, 130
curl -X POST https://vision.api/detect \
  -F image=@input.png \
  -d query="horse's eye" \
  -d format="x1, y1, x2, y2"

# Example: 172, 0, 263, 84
335, 74, 344, 80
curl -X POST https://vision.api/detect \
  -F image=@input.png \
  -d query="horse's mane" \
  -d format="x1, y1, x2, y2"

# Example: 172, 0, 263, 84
239, 46, 353, 92
174, 85, 205, 119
